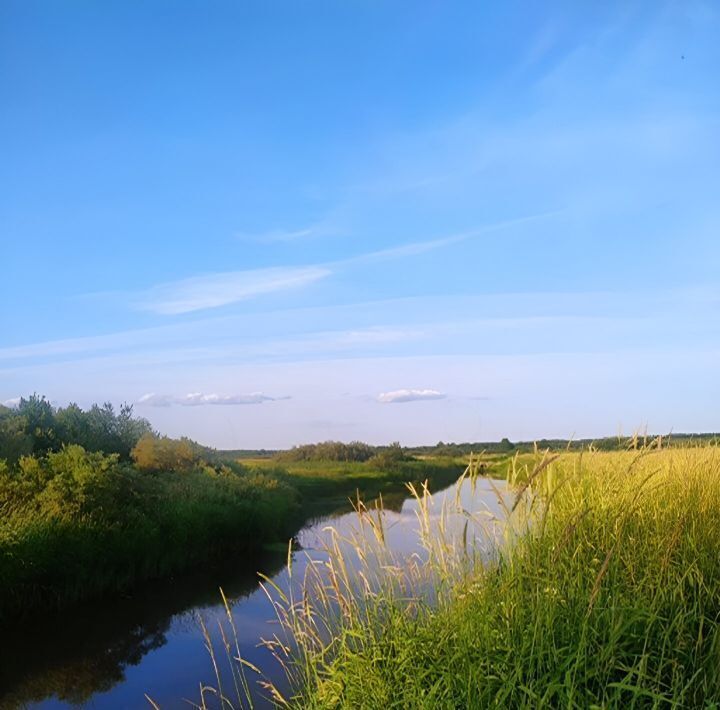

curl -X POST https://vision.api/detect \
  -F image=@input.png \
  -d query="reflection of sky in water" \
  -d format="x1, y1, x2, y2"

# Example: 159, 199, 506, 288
10, 477, 511, 710
299, 476, 512, 560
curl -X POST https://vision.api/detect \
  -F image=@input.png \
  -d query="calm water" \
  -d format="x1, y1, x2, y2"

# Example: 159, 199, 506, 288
1, 477, 511, 709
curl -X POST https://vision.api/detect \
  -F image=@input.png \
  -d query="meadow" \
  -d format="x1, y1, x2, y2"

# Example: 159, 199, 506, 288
234, 445, 720, 708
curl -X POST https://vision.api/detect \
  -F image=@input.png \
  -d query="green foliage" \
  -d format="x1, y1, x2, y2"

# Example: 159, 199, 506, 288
131, 433, 202, 471
279, 441, 376, 463
367, 442, 409, 471
0, 395, 153, 464
0, 444, 300, 622
16, 394, 58, 454
0, 405, 33, 464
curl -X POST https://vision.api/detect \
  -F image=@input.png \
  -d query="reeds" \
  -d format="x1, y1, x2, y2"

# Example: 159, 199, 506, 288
199, 444, 720, 708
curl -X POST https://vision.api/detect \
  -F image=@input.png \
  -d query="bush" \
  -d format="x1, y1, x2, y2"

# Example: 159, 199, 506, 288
0, 444, 300, 622
367, 442, 410, 471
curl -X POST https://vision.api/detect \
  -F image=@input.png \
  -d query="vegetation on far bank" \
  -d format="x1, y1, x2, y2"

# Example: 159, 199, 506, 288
222, 433, 720, 462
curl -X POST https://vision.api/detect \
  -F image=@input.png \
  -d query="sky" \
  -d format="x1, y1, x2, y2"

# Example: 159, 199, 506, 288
1, 1, 719, 449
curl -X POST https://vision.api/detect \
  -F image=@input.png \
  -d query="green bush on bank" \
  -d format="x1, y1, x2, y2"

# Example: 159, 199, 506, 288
0, 444, 300, 623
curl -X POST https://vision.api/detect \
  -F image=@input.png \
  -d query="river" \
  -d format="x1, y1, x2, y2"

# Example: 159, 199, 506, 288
0, 476, 512, 709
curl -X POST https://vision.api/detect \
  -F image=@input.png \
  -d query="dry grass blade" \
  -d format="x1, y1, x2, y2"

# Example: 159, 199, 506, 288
511, 452, 560, 511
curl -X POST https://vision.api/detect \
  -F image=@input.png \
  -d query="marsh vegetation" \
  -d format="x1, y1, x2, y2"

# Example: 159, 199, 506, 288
197, 445, 720, 708
274, 447, 720, 707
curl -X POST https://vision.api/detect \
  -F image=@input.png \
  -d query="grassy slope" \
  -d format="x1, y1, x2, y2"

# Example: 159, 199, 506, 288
288, 447, 720, 708
248, 457, 471, 507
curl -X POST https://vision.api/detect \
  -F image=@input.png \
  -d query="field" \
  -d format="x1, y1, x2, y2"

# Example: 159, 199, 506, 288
251, 445, 720, 708
244, 455, 475, 510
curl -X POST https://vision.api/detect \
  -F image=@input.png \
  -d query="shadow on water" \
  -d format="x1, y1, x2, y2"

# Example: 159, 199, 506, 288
0, 549, 288, 708
0, 467, 468, 709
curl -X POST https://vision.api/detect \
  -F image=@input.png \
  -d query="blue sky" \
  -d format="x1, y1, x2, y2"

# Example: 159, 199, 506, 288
1, 1, 719, 448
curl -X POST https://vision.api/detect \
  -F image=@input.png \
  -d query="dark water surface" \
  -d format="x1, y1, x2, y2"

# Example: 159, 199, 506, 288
1, 477, 510, 709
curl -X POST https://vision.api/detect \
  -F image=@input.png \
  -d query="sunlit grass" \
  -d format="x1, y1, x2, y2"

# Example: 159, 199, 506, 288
201, 445, 720, 708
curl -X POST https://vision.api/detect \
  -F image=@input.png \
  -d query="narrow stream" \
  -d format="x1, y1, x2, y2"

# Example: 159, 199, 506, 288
1, 476, 512, 709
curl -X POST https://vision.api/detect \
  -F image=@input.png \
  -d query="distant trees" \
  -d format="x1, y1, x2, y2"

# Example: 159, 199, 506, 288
280, 440, 376, 463
0, 395, 153, 464
277, 439, 417, 471
368, 442, 409, 471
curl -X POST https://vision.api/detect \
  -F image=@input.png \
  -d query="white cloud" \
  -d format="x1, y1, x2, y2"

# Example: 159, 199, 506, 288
377, 388, 446, 403
178, 392, 276, 406
137, 392, 175, 407
1, 396, 21, 408
135, 266, 331, 315
137, 391, 280, 407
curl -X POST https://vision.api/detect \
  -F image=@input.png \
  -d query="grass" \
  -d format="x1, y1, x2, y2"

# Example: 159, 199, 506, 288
0, 447, 466, 623
250, 456, 471, 509
205, 444, 720, 708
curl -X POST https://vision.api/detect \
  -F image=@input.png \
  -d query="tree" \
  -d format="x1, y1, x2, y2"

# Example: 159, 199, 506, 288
17, 394, 58, 454
131, 434, 200, 472
0, 405, 33, 465
497, 437, 514, 452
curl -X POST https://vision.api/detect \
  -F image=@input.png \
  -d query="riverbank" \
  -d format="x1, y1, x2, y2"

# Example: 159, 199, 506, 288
0, 447, 466, 624
0, 462, 477, 709
277, 447, 720, 707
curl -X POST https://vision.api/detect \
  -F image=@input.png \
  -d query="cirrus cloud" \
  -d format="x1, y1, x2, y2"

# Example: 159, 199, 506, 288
134, 266, 331, 315
377, 388, 446, 404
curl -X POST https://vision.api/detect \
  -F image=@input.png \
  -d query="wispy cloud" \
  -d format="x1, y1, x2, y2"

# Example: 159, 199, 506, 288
235, 218, 343, 244
125, 211, 555, 317
377, 388, 446, 403
1, 397, 21, 408
134, 266, 331, 315
138, 391, 283, 407
4, 286, 718, 374
235, 226, 316, 243
332, 210, 562, 268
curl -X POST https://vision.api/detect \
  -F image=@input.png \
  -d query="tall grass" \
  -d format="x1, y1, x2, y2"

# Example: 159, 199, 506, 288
202, 445, 720, 708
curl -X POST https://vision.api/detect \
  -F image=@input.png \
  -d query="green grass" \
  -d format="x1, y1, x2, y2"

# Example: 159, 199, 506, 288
256, 446, 720, 708
0, 447, 466, 623
241, 456, 469, 519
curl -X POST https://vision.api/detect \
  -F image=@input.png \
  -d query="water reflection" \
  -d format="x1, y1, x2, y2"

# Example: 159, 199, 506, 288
0, 474, 510, 709
0, 551, 287, 709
